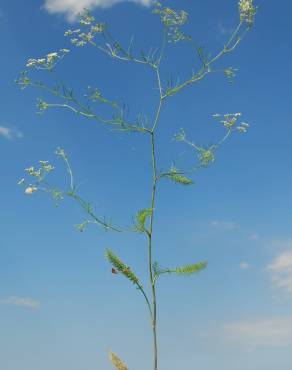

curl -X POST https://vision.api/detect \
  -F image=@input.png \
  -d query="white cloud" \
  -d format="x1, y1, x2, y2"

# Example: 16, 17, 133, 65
0, 126, 23, 140
211, 220, 238, 231
267, 250, 292, 293
224, 316, 292, 349
43, 0, 153, 21
268, 250, 292, 273
240, 261, 252, 270
0, 296, 40, 309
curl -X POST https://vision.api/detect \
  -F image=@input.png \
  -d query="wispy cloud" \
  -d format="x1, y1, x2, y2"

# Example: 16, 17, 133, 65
0, 296, 40, 309
210, 220, 238, 231
43, 0, 153, 21
267, 249, 292, 293
224, 316, 292, 349
240, 261, 252, 270
0, 126, 23, 140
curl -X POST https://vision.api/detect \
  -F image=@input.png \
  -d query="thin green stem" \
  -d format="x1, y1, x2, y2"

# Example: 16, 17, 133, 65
62, 152, 74, 192
164, 21, 246, 98
67, 192, 121, 232
147, 36, 167, 369
136, 282, 153, 319
152, 69, 164, 133
148, 132, 158, 370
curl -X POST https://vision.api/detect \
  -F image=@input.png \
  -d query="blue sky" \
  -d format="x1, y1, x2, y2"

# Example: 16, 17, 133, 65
1, 0, 292, 369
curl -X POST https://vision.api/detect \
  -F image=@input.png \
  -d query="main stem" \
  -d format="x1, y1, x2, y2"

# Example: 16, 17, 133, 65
148, 67, 164, 370
148, 131, 158, 370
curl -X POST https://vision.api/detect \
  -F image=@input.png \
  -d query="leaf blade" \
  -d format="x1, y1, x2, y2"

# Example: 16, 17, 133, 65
109, 351, 128, 370
105, 249, 140, 285
134, 208, 153, 233
173, 261, 207, 275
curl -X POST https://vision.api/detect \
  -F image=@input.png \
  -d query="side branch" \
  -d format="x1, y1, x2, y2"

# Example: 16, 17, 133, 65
164, 21, 248, 97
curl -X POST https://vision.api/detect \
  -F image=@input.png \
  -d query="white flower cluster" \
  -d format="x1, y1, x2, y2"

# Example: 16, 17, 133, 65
64, 10, 105, 48
18, 160, 55, 195
153, 2, 190, 43
213, 113, 250, 133
26, 49, 70, 69
198, 148, 215, 167
239, 0, 256, 24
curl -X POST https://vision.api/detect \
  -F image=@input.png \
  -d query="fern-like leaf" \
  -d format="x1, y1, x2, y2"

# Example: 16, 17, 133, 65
105, 249, 140, 285
134, 208, 153, 233
173, 261, 207, 275
169, 172, 193, 185
109, 351, 128, 370
161, 166, 193, 185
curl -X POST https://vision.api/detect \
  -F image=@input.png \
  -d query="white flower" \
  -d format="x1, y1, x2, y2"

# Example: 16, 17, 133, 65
36, 58, 46, 64
239, 0, 252, 12
26, 59, 36, 67
25, 186, 37, 195
47, 52, 58, 58
46, 52, 58, 64
239, 0, 256, 24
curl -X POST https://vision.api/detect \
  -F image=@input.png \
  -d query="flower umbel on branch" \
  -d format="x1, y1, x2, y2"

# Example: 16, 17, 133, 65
239, 0, 256, 25
26, 49, 70, 70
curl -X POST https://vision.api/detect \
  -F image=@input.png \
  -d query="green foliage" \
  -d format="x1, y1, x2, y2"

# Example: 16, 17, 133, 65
19, 149, 121, 231
109, 351, 128, 370
160, 166, 193, 185
173, 262, 208, 276
174, 112, 250, 170
174, 128, 186, 142
134, 208, 153, 233
153, 260, 207, 280
15, 71, 31, 90
198, 148, 216, 167
17, 2, 258, 369
105, 249, 140, 285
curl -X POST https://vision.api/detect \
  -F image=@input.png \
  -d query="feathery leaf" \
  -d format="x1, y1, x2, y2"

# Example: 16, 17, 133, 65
173, 261, 207, 275
154, 261, 207, 279
134, 208, 153, 233
105, 249, 140, 285
109, 351, 128, 370
161, 166, 193, 185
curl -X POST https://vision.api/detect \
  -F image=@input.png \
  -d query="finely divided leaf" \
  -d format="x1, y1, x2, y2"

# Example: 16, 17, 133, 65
174, 261, 207, 275
169, 172, 193, 185
109, 351, 128, 370
105, 249, 140, 285
162, 166, 193, 185
134, 208, 153, 233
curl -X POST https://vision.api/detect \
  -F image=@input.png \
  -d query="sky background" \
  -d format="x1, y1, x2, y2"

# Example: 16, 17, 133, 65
1, 0, 292, 369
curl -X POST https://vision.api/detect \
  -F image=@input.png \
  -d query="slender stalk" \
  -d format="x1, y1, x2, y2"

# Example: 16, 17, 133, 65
148, 65, 165, 370
148, 131, 158, 370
